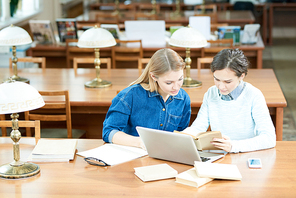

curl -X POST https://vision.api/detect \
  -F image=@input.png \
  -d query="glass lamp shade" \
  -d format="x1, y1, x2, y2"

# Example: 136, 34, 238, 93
169, 26, 207, 48
0, 81, 45, 114
77, 26, 116, 48
0, 25, 32, 46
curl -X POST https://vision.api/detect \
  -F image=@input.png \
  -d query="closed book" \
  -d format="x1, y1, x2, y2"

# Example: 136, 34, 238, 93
134, 163, 178, 182
194, 161, 242, 180
28, 139, 78, 162
175, 168, 213, 188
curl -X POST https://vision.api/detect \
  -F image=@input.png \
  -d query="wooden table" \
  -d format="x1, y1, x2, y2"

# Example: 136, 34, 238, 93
0, 138, 295, 197
0, 68, 286, 140
268, 3, 296, 45
27, 34, 264, 69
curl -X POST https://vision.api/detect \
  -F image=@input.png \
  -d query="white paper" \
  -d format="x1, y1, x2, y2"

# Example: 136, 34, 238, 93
189, 16, 211, 40
77, 144, 148, 166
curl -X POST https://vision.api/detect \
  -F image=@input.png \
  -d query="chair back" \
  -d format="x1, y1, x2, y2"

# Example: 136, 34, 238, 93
25, 90, 73, 138
9, 57, 46, 70
137, 4, 160, 13
197, 57, 214, 70
112, 39, 143, 69
66, 39, 94, 68
0, 120, 41, 144
202, 38, 233, 57
138, 58, 150, 76
135, 12, 158, 20
95, 12, 119, 25
73, 57, 111, 76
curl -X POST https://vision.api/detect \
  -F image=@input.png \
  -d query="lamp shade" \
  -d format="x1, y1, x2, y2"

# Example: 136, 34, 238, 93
0, 24, 32, 46
0, 81, 45, 114
169, 26, 207, 48
77, 26, 116, 48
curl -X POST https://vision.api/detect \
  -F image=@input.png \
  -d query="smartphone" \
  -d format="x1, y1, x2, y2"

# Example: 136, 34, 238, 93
248, 158, 262, 168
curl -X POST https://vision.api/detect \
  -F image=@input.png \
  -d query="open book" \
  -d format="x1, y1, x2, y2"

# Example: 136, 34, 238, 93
28, 139, 78, 162
174, 131, 222, 151
77, 144, 148, 166
175, 168, 213, 188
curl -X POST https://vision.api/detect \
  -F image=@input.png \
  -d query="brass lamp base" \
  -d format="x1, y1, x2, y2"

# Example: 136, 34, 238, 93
4, 75, 29, 83
183, 78, 202, 87
0, 162, 40, 179
84, 78, 112, 88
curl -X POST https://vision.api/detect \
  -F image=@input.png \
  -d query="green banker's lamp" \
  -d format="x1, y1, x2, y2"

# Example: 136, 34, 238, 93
169, 25, 207, 87
77, 25, 116, 88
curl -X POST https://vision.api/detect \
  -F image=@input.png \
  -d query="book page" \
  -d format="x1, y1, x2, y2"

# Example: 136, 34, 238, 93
77, 144, 148, 166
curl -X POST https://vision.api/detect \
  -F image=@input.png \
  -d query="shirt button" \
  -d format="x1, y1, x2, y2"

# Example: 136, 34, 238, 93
162, 108, 165, 111
160, 124, 163, 126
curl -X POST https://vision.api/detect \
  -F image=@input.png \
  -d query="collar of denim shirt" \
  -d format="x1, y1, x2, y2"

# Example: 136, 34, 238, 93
147, 89, 185, 101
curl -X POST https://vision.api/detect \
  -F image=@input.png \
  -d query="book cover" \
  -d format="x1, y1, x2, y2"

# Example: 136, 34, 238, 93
217, 26, 241, 45
28, 139, 78, 162
194, 161, 242, 180
56, 18, 78, 43
29, 20, 56, 44
134, 163, 178, 182
175, 168, 213, 188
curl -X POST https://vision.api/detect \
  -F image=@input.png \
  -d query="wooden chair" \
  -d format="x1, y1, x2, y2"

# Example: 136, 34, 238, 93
24, 90, 86, 139
0, 114, 7, 137
0, 120, 41, 144
9, 57, 46, 70
202, 38, 233, 57
137, 4, 160, 13
137, 58, 150, 76
66, 39, 94, 68
73, 57, 111, 76
135, 12, 158, 20
95, 12, 120, 25
197, 57, 214, 70
112, 39, 143, 69
194, 4, 218, 23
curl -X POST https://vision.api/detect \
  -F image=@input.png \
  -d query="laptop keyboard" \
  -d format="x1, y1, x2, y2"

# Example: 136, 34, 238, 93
201, 157, 211, 162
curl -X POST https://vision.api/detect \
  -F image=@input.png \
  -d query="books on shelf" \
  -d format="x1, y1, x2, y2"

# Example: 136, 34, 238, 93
56, 18, 78, 43
134, 163, 178, 182
194, 161, 242, 180
28, 139, 78, 162
76, 144, 148, 166
29, 20, 56, 44
175, 168, 213, 188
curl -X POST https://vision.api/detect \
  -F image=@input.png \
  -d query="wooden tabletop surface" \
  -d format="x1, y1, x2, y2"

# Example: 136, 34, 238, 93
0, 137, 295, 197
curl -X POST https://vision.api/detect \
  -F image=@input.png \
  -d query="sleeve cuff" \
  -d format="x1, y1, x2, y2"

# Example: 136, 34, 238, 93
108, 129, 119, 143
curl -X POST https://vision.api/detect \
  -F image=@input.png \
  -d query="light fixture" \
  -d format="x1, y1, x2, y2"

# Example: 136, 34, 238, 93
0, 79, 45, 179
0, 24, 32, 83
169, 25, 207, 87
77, 25, 116, 88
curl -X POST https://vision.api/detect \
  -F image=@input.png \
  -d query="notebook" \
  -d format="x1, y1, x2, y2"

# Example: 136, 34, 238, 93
136, 126, 224, 165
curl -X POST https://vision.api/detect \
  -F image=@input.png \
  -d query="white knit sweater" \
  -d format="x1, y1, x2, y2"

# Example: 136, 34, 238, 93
183, 82, 276, 153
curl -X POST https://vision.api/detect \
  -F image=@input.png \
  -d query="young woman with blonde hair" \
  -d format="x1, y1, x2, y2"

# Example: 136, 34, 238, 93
103, 48, 191, 149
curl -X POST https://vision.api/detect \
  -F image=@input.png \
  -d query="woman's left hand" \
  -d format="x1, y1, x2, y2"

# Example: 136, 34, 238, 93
212, 135, 232, 152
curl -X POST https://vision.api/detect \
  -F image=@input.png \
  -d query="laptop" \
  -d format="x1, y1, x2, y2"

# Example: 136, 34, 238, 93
136, 126, 224, 165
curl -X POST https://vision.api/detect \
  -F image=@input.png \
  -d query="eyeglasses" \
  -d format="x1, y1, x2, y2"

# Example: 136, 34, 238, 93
84, 157, 109, 166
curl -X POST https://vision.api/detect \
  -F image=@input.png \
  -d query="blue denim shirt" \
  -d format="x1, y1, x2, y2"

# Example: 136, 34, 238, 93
103, 84, 191, 143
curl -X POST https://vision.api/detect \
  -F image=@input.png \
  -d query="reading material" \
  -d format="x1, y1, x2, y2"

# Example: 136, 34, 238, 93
175, 168, 213, 188
28, 139, 78, 162
194, 161, 242, 180
134, 163, 178, 182
100, 24, 120, 39
77, 144, 148, 166
29, 20, 56, 44
56, 18, 78, 43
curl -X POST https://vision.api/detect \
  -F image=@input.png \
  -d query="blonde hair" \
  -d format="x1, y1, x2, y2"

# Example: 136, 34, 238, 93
129, 48, 185, 92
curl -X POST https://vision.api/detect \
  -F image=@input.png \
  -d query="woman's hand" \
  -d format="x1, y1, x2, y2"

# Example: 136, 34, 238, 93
211, 135, 232, 152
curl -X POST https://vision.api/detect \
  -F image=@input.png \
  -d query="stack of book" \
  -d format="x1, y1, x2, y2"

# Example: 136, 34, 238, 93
175, 161, 242, 188
27, 139, 78, 162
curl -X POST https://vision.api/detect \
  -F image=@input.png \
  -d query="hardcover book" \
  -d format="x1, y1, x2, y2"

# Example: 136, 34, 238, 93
175, 168, 213, 188
56, 18, 78, 43
134, 163, 178, 182
29, 20, 56, 44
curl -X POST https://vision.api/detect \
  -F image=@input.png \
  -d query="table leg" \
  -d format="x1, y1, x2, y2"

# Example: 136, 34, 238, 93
257, 50, 262, 69
275, 107, 283, 141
